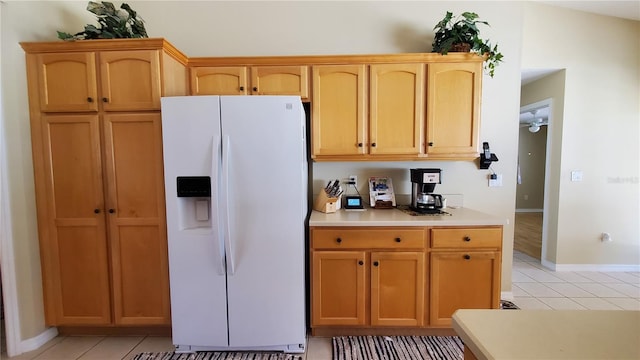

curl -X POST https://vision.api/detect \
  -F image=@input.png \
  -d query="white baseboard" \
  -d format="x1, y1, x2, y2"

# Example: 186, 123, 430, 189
553, 264, 640, 272
501, 291, 514, 300
20, 327, 58, 354
515, 208, 543, 213
541, 257, 639, 272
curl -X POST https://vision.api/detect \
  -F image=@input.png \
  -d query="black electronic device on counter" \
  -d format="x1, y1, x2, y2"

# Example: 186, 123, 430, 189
344, 195, 364, 210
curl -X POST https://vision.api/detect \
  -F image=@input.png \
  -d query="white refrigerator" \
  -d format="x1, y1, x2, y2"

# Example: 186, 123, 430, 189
160, 95, 307, 353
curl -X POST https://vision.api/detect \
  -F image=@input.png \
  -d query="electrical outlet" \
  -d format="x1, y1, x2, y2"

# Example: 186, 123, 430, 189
349, 175, 357, 188
488, 174, 503, 187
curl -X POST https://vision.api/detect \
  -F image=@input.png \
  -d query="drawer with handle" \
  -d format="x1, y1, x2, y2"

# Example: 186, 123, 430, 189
430, 227, 502, 249
311, 227, 425, 249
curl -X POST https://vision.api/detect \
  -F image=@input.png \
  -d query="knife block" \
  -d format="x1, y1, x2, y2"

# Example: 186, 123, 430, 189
313, 191, 341, 213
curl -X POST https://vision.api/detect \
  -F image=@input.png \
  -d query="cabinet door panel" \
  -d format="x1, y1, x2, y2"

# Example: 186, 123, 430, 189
41, 114, 111, 325
430, 251, 500, 326
426, 62, 481, 156
251, 65, 309, 99
312, 65, 367, 156
190, 66, 248, 95
100, 50, 161, 111
103, 113, 170, 325
371, 252, 425, 326
312, 251, 366, 326
370, 64, 424, 155
36, 53, 98, 112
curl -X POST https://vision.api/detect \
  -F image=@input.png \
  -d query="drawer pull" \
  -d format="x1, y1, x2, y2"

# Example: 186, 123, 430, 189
358, 260, 364, 265
373, 261, 379, 266
395, 237, 401, 242
463, 236, 471, 242
87, 97, 94, 103
102, 97, 109, 103
336, 237, 342, 243
94, 208, 100, 214
239, 86, 245, 91
463, 254, 471, 260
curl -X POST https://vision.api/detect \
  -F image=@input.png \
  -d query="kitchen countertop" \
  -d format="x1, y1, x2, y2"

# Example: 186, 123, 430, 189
309, 207, 505, 227
452, 309, 640, 360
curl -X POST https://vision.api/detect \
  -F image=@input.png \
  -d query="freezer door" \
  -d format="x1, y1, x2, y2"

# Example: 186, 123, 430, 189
161, 96, 229, 347
220, 96, 307, 348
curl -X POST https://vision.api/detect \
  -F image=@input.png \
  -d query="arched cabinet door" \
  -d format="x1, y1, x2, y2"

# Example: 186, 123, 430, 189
426, 62, 482, 159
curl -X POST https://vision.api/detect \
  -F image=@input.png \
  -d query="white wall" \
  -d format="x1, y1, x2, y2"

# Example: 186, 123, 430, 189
522, 3, 640, 267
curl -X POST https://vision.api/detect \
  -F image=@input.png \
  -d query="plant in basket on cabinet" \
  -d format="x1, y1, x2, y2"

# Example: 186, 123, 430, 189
432, 11, 504, 77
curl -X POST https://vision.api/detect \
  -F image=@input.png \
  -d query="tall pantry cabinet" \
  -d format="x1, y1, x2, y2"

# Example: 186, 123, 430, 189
21, 39, 188, 327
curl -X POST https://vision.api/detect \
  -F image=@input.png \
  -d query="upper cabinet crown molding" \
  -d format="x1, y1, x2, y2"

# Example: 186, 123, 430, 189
21, 38, 189, 65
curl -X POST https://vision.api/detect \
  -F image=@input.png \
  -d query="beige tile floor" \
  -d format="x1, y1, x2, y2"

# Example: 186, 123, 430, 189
2, 251, 638, 359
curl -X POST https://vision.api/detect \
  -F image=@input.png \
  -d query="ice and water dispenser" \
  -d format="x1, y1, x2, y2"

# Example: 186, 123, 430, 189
176, 176, 212, 230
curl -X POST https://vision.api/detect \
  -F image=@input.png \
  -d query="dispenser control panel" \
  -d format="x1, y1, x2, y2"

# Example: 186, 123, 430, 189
177, 176, 211, 197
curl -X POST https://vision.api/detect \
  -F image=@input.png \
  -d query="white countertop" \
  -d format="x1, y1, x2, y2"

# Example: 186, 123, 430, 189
309, 207, 505, 227
452, 309, 640, 360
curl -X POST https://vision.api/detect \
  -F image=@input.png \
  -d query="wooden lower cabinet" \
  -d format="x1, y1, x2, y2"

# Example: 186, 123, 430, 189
311, 251, 367, 326
430, 251, 501, 326
311, 250, 425, 328
310, 225, 502, 333
371, 251, 425, 327
36, 113, 170, 326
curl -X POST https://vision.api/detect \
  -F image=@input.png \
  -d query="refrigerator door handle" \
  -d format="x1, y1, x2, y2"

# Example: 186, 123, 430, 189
222, 135, 236, 275
212, 135, 225, 276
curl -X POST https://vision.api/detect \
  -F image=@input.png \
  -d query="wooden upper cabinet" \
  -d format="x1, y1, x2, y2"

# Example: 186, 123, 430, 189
426, 62, 482, 158
35, 52, 99, 112
311, 65, 367, 157
369, 64, 424, 156
191, 65, 309, 99
251, 65, 309, 99
99, 50, 162, 111
190, 66, 248, 95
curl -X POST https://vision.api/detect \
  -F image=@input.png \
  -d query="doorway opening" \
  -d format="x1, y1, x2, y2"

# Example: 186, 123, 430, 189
515, 99, 552, 261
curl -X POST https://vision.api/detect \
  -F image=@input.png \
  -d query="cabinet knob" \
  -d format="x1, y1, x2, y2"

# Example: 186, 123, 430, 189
94, 209, 100, 214
373, 261, 379, 266
463, 236, 471, 242
357, 143, 363, 147
102, 97, 109, 103
395, 237, 401, 242
358, 260, 364, 266
87, 97, 94, 103
108, 208, 115, 214
336, 237, 342, 243
464, 254, 471, 260
253, 87, 258, 92
239, 86, 245, 91
371, 143, 377, 147
428, 142, 434, 146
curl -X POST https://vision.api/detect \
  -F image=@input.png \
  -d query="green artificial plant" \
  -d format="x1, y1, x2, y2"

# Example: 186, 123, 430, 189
432, 11, 503, 77
57, 1, 148, 40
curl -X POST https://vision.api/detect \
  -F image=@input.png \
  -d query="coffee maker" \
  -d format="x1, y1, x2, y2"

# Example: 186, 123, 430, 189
410, 168, 444, 213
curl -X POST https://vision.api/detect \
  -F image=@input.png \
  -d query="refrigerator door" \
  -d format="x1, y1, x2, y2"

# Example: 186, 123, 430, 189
220, 96, 307, 349
161, 96, 229, 348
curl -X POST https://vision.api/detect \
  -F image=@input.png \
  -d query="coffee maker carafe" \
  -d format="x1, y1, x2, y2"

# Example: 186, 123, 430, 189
410, 168, 443, 213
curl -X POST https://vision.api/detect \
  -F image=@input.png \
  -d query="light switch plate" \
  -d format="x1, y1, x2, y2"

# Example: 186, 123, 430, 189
571, 171, 583, 182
